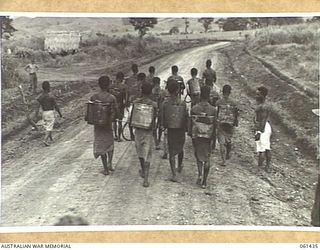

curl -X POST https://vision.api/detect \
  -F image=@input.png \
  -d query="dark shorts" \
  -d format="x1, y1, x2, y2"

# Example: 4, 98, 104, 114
217, 123, 234, 145
192, 138, 211, 162
167, 128, 186, 156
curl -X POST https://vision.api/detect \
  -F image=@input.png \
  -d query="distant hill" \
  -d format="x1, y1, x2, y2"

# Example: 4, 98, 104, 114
11, 17, 220, 38
12, 17, 131, 36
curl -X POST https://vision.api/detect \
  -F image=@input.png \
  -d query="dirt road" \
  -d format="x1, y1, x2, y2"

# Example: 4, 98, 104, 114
1, 42, 317, 226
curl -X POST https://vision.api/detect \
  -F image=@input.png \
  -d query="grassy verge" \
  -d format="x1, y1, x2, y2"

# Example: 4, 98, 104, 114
246, 22, 319, 96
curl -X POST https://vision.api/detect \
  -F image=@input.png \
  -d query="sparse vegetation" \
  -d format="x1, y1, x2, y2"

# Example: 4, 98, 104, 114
128, 18, 158, 37
198, 18, 214, 33
247, 22, 319, 88
0, 16, 17, 39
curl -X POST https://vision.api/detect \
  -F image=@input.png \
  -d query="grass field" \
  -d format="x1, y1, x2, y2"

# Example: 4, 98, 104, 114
247, 22, 319, 95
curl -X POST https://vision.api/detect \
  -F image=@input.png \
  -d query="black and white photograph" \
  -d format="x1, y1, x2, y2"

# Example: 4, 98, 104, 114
0, 14, 319, 228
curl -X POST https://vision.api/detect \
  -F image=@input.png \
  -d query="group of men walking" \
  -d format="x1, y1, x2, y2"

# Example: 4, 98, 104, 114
86, 59, 273, 190
29, 57, 318, 226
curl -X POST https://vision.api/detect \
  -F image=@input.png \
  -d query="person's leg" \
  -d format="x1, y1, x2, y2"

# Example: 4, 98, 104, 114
202, 159, 210, 189
139, 157, 145, 178
265, 150, 271, 173
29, 74, 33, 92
169, 155, 177, 182
143, 162, 150, 187
177, 151, 184, 173
107, 150, 114, 171
162, 132, 168, 159
196, 160, 203, 185
157, 121, 162, 143
226, 142, 232, 160
258, 152, 264, 167
211, 127, 217, 152
49, 131, 54, 142
101, 154, 109, 175
33, 74, 37, 94
113, 121, 118, 140
219, 142, 226, 166
117, 120, 123, 142
43, 131, 50, 146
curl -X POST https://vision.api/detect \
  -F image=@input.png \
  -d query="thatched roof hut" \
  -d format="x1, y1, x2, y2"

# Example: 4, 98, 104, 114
45, 31, 81, 53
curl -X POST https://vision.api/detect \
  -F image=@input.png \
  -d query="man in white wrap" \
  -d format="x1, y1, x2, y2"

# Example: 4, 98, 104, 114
254, 86, 272, 173
36, 81, 62, 146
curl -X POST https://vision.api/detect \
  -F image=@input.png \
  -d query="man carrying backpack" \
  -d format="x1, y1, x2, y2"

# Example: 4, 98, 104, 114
167, 65, 185, 99
160, 79, 188, 182
131, 81, 158, 188
190, 85, 217, 188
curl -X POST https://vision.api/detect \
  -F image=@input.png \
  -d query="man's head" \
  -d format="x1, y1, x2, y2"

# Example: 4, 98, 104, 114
98, 75, 111, 91
191, 68, 198, 77
256, 86, 268, 103
42, 81, 50, 92
116, 71, 124, 82
141, 82, 153, 96
206, 59, 212, 68
222, 84, 232, 97
167, 79, 178, 95
153, 77, 160, 86
200, 85, 210, 100
137, 72, 146, 82
149, 66, 155, 75
131, 64, 138, 74
31, 58, 35, 64
171, 65, 178, 74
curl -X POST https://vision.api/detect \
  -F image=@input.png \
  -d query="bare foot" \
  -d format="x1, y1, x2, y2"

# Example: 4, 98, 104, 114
100, 170, 110, 176
108, 163, 115, 172
196, 177, 202, 185
170, 176, 177, 182
177, 164, 184, 173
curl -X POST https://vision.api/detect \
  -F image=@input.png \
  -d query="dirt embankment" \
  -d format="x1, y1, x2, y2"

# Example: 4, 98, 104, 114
220, 43, 319, 158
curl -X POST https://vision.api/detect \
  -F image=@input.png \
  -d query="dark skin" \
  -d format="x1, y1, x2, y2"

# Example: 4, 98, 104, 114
192, 98, 215, 189
216, 92, 238, 166
136, 93, 157, 188
127, 67, 139, 141
152, 82, 161, 149
112, 76, 128, 142
187, 73, 201, 107
162, 91, 186, 182
92, 87, 117, 175
254, 90, 271, 172
35, 87, 62, 146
